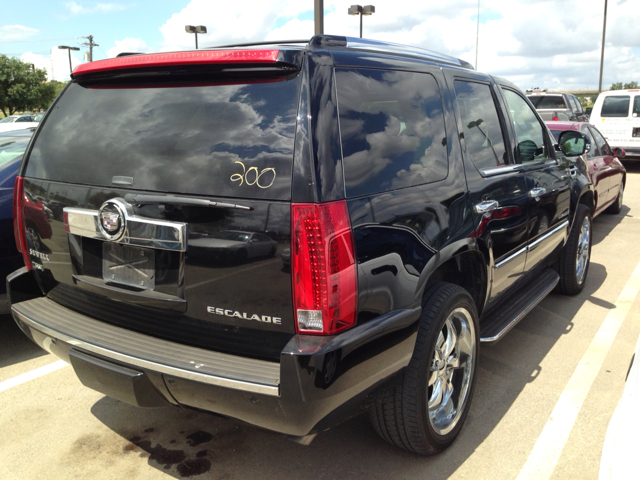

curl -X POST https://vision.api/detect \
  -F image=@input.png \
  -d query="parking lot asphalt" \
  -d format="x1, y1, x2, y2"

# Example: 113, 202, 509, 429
2, 163, 640, 480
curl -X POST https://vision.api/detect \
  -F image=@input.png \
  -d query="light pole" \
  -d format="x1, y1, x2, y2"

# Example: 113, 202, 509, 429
185, 25, 207, 49
348, 5, 375, 38
598, 0, 608, 93
58, 46, 80, 75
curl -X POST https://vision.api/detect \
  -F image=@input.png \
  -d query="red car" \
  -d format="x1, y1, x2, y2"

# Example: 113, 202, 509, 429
546, 121, 626, 217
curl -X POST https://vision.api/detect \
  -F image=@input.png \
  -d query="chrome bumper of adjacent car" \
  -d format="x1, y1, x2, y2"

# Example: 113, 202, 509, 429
11, 297, 280, 396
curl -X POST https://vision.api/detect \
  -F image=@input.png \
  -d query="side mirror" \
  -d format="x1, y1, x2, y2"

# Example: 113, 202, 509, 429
613, 147, 626, 158
586, 107, 592, 115
558, 130, 589, 157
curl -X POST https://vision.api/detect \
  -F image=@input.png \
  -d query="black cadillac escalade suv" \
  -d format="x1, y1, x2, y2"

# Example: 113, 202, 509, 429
8, 35, 593, 455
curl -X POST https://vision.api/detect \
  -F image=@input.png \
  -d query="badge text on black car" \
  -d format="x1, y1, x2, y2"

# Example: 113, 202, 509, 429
207, 306, 282, 325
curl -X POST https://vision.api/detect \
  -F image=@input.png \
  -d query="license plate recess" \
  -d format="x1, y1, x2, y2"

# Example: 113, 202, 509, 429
102, 243, 155, 290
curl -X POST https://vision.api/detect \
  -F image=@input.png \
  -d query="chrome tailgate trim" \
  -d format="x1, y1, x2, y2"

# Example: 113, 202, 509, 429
12, 297, 280, 396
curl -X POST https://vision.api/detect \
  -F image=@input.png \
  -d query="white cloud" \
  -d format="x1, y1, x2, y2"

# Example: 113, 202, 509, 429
0, 24, 39, 40
158, 0, 312, 51
64, 1, 128, 16
106, 37, 150, 58
100, 0, 640, 91
22, 47, 83, 82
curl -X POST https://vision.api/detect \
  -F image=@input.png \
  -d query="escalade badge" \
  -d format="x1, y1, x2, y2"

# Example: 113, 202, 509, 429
98, 200, 126, 240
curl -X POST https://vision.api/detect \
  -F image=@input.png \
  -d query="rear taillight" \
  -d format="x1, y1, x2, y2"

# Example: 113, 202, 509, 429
13, 176, 32, 270
292, 200, 357, 335
552, 116, 559, 121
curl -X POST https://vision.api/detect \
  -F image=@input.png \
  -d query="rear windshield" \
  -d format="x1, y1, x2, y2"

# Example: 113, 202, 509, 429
601, 95, 630, 117
527, 95, 567, 109
25, 77, 301, 200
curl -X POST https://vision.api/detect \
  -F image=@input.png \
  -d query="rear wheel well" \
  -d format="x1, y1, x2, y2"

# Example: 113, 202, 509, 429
423, 251, 486, 316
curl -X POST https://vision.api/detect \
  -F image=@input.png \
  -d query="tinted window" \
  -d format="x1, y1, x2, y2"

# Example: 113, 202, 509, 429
580, 126, 597, 157
26, 78, 301, 200
633, 96, 640, 116
573, 96, 584, 113
527, 95, 567, 109
336, 68, 448, 198
502, 89, 549, 163
589, 127, 611, 156
454, 80, 508, 170
601, 96, 630, 117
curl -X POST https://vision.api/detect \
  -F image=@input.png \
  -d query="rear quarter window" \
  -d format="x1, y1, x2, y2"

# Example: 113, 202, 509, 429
601, 96, 630, 117
335, 68, 448, 198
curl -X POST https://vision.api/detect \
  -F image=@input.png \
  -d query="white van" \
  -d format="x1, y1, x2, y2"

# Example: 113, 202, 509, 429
590, 89, 640, 158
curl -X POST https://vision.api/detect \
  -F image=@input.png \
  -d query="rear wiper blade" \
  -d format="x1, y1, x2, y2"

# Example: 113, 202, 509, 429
124, 193, 253, 210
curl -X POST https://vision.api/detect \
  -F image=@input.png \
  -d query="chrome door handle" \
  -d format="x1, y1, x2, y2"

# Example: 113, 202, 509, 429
529, 187, 546, 201
474, 200, 499, 215
566, 166, 578, 176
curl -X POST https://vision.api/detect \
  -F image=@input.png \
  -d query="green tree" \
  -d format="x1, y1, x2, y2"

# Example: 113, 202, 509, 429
0, 54, 57, 116
610, 81, 638, 90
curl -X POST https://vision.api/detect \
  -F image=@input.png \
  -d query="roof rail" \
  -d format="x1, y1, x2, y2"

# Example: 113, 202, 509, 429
308, 35, 473, 69
208, 40, 309, 49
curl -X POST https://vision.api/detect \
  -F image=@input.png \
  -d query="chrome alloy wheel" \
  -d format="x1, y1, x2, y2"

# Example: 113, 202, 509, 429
427, 307, 476, 436
576, 216, 591, 285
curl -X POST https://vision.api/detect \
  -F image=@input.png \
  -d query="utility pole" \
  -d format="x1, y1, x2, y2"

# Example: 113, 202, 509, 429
475, 0, 480, 69
598, 0, 608, 93
315, 0, 324, 34
81, 35, 99, 62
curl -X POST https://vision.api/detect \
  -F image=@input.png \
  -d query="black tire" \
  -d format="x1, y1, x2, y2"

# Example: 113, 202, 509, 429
236, 249, 248, 263
369, 282, 479, 455
556, 203, 592, 295
605, 183, 623, 215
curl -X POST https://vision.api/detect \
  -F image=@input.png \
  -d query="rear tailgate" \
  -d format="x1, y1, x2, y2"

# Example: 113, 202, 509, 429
20, 51, 303, 361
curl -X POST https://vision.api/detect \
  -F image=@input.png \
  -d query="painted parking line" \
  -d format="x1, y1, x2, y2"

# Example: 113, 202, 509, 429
517, 259, 640, 480
0, 360, 69, 394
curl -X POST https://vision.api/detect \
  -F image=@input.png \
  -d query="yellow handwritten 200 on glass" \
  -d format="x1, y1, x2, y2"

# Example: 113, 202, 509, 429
230, 161, 276, 189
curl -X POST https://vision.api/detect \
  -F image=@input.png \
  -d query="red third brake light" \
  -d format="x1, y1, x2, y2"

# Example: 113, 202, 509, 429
13, 176, 32, 270
73, 49, 280, 76
292, 200, 358, 335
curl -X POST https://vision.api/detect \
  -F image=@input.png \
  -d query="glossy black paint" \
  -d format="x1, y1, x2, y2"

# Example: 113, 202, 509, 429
11, 38, 595, 438
21, 178, 294, 360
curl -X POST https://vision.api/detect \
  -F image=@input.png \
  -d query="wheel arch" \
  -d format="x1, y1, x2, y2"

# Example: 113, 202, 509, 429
417, 240, 488, 318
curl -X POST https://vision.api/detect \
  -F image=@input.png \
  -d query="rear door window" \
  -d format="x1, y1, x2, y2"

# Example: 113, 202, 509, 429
454, 80, 508, 170
601, 96, 630, 117
25, 78, 301, 200
335, 68, 448, 198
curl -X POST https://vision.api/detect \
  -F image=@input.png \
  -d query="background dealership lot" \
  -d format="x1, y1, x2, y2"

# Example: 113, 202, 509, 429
2, 166, 639, 479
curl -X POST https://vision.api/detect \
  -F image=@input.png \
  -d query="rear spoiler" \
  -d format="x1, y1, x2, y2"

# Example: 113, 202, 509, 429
72, 49, 303, 78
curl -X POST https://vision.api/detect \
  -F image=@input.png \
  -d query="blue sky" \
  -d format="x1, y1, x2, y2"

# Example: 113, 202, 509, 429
1, 0, 639, 90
